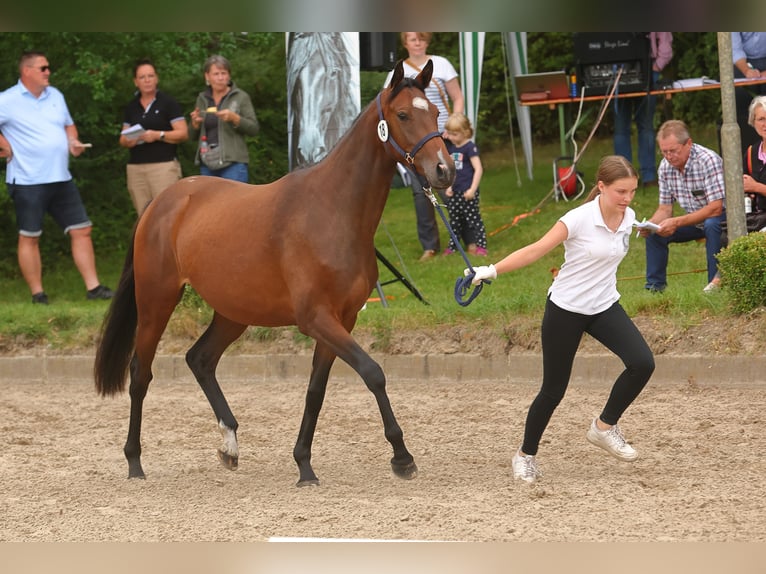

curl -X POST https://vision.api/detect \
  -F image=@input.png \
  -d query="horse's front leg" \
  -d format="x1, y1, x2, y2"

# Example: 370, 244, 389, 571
316, 321, 417, 481
351, 346, 417, 480
293, 343, 336, 487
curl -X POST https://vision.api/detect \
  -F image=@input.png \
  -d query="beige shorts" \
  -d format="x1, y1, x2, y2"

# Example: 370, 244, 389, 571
126, 159, 182, 214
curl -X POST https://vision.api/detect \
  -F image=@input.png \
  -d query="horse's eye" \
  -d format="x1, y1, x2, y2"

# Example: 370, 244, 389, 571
397, 111, 408, 121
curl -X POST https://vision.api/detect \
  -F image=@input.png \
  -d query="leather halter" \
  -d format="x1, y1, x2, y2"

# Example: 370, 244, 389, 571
375, 91, 441, 167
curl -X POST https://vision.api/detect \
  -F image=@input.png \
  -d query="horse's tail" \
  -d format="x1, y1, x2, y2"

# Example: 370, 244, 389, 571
94, 225, 138, 397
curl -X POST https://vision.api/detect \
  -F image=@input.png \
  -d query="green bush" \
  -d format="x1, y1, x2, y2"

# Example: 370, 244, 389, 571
717, 232, 766, 314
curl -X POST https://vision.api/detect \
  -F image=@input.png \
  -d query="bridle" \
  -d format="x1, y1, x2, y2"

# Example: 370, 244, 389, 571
375, 90, 442, 178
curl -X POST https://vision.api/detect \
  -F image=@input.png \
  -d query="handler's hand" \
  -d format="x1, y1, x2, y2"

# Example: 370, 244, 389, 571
465, 264, 497, 285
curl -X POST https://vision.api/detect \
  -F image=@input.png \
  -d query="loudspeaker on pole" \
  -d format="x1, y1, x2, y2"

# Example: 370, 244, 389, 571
360, 33, 399, 71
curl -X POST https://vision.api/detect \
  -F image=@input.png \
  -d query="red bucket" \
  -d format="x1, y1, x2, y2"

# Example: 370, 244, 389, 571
557, 166, 578, 197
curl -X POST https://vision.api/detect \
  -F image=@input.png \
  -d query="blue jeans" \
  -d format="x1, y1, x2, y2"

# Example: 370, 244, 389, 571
644, 213, 726, 289
200, 162, 249, 183
613, 71, 659, 184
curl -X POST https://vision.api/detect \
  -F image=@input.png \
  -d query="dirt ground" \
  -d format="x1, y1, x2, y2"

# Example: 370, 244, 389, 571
2, 309, 765, 552
2, 362, 764, 544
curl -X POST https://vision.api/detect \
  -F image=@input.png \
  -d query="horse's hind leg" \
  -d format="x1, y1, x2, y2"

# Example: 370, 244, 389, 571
125, 354, 150, 478
125, 291, 183, 478
185, 312, 247, 471
293, 342, 337, 487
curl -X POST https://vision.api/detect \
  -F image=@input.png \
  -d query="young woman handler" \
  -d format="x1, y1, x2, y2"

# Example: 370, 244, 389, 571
468, 155, 655, 483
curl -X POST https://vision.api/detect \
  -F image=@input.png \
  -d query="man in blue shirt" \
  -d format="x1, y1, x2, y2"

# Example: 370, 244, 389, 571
0, 51, 112, 304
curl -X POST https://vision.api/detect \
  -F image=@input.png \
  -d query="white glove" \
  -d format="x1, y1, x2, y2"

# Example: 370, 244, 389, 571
464, 264, 497, 285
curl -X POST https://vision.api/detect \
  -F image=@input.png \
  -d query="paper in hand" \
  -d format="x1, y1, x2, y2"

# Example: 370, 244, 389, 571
120, 124, 146, 140
633, 218, 661, 237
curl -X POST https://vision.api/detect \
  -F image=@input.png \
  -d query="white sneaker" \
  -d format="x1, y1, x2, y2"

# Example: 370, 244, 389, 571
512, 449, 541, 483
586, 418, 638, 462
703, 281, 719, 293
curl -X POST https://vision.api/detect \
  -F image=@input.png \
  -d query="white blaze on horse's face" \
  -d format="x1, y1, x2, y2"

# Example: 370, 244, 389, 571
413, 96, 429, 111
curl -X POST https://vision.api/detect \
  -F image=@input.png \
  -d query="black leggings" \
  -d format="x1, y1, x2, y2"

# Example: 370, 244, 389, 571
521, 298, 655, 456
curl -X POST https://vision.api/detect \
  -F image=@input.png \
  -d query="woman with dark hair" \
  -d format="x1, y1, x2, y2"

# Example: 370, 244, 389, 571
119, 58, 188, 214
189, 55, 259, 183
468, 155, 655, 483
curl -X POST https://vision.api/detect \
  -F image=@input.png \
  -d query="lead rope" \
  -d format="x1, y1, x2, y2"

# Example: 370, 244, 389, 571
377, 90, 489, 305
420, 182, 491, 306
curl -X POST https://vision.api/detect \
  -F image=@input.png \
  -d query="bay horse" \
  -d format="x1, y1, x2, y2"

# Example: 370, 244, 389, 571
94, 60, 455, 486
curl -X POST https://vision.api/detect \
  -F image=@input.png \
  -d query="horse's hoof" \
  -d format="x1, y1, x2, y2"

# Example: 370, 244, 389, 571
127, 461, 145, 479
217, 449, 239, 470
296, 478, 321, 488
392, 460, 418, 480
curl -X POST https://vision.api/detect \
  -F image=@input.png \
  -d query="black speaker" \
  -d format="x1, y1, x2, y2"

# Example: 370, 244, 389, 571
360, 33, 398, 71
573, 33, 651, 96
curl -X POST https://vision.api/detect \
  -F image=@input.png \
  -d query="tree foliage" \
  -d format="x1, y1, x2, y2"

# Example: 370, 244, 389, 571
0, 32, 287, 276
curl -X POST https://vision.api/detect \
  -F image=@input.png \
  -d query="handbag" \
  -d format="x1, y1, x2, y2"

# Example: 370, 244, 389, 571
200, 144, 232, 170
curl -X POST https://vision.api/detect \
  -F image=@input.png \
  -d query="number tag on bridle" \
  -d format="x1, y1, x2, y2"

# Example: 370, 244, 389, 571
377, 120, 389, 142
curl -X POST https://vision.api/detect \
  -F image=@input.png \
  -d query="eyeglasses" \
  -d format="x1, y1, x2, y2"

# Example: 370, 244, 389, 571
28, 65, 51, 73
660, 140, 689, 158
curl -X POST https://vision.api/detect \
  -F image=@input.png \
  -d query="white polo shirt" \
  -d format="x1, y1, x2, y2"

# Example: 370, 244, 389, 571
549, 195, 636, 315
0, 80, 73, 185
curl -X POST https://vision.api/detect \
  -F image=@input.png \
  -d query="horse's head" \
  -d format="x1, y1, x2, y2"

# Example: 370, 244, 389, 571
379, 60, 455, 190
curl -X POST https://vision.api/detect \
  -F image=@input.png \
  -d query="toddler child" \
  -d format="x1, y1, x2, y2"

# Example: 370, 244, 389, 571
442, 112, 487, 256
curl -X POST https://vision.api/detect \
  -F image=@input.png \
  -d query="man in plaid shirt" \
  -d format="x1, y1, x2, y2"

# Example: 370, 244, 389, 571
639, 120, 726, 293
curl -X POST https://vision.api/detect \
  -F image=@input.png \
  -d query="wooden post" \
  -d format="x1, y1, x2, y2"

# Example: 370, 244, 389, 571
718, 32, 747, 241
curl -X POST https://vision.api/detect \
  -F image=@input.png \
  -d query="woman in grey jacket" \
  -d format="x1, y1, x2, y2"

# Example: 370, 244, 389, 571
189, 54, 259, 183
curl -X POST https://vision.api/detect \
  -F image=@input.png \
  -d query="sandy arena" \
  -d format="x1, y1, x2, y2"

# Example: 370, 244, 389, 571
1, 353, 764, 545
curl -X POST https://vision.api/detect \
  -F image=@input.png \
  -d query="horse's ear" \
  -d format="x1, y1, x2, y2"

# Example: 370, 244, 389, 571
390, 59, 405, 88
417, 59, 433, 89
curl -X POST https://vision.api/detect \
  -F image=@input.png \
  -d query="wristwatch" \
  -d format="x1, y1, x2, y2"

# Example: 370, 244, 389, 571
160, 131, 166, 141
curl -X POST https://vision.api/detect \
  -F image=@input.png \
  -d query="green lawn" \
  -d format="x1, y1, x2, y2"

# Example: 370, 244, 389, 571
366, 131, 728, 328
0, 133, 732, 352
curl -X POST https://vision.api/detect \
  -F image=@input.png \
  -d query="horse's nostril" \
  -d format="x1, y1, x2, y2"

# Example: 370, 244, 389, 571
437, 162, 452, 182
